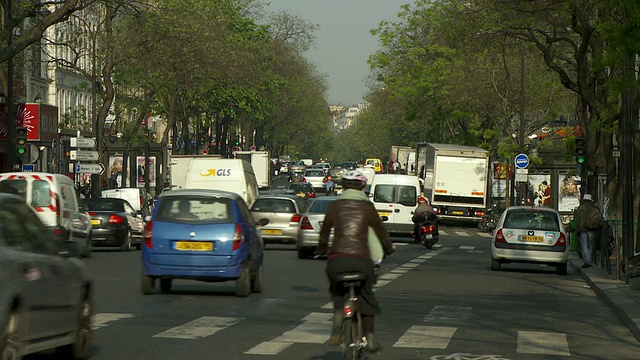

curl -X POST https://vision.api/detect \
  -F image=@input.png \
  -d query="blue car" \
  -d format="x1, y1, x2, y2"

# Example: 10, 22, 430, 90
141, 189, 269, 297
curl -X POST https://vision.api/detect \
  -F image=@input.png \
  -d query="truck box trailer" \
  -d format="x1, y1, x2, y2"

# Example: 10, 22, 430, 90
233, 150, 271, 189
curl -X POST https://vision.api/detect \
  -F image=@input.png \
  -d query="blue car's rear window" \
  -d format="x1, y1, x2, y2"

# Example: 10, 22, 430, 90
156, 196, 232, 223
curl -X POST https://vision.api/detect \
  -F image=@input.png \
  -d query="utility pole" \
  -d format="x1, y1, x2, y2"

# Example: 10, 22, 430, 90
621, 57, 634, 284
91, 21, 100, 198
5, 0, 15, 170
518, 52, 526, 206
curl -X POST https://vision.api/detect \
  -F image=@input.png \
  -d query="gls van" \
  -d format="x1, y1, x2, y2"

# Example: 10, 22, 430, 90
180, 158, 259, 207
368, 174, 422, 236
0, 172, 93, 257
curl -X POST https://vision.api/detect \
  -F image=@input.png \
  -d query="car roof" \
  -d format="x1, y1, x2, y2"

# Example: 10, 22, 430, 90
504, 206, 560, 214
158, 188, 242, 200
256, 194, 300, 201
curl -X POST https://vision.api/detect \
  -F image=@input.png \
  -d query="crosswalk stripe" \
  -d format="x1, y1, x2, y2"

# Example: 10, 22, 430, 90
459, 246, 475, 250
454, 231, 470, 236
153, 316, 242, 339
478, 232, 493, 237
517, 331, 570, 356
93, 313, 137, 330
245, 312, 331, 355
393, 325, 458, 349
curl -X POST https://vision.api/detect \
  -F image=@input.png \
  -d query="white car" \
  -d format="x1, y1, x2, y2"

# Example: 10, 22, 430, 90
296, 197, 337, 259
491, 206, 569, 275
303, 169, 326, 191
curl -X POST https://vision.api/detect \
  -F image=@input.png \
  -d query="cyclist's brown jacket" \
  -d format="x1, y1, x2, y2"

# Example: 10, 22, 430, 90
317, 198, 394, 259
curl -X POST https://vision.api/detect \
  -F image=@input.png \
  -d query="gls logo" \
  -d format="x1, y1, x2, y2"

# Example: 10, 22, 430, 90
199, 168, 232, 177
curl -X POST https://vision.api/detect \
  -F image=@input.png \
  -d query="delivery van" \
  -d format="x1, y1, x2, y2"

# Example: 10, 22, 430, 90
0, 172, 92, 257
102, 187, 154, 217
177, 158, 259, 207
368, 174, 422, 236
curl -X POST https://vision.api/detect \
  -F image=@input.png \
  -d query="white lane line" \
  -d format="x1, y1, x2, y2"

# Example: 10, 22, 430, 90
459, 246, 475, 250
468, 250, 484, 253
153, 316, 242, 339
410, 258, 426, 263
393, 325, 457, 349
478, 232, 493, 237
245, 312, 332, 355
379, 272, 402, 280
454, 231, 470, 237
517, 331, 570, 356
400, 263, 420, 268
390, 268, 409, 273
93, 313, 137, 330
374, 280, 391, 287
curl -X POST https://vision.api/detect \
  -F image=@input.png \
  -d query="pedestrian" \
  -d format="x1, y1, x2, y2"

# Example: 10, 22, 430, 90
573, 193, 604, 268
392, 160, 400, 174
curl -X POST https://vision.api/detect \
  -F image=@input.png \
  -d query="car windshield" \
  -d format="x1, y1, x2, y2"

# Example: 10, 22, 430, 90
251, 199, 295, 213
85, 200, 126, 212
504, 209, 559, 231
373, 185, 417, 206
156, 196, 232, 223
308, 199, 334, 214
289, 183, 312, 192
305, 170, 325, 177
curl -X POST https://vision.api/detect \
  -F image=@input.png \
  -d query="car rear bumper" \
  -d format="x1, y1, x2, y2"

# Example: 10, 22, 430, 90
143, 254, 244, 280
492, 247, 568, 263
90, 227, 134, 246
260, 227, 298, 244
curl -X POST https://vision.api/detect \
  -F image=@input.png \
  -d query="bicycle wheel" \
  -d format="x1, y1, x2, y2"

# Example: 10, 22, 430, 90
341, 317, 358, 360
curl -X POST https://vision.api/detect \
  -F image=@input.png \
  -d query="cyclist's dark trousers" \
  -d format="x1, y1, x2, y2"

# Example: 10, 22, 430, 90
326, 256, 381, 316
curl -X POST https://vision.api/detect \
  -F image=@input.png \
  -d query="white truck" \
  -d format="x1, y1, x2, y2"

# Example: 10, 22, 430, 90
418, 143, 489, 223
233, 150, 271, 189
390, 145, 412, 174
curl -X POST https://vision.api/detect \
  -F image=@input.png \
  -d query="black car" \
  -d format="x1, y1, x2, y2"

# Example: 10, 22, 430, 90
84, 198, 146, 251
288, 182, 316, 200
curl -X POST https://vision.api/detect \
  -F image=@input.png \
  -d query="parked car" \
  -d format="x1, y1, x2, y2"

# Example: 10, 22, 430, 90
0, 172, 92, 258
250, 194, 308, 244
84, 198, 146, 251
296, 197, 338, 259
491, 206, 569, 275
0, 193, 93, 359
303, 168, 326, 191
288, 182, 316, 200
141, 189, 269, 297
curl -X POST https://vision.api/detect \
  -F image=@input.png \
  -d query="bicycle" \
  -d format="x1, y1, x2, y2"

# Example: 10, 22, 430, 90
335, 272, 368, 360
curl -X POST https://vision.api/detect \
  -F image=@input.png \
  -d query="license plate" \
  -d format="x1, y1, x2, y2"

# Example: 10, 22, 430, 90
424, 234, 433, 239
452, 211, 464, 215
175, 241, 213, 251
263, 229, 282, 235
91, 219, 101, 225
520, 235, 543, 242
378, 211, 391, 217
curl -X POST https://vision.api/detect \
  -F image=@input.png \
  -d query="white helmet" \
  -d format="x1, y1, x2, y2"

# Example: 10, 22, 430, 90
342, 170, 367, 190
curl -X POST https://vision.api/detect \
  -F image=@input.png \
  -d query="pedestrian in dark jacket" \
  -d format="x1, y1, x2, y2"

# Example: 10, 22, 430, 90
573, 193, 604, 268
316, 170, 395, 353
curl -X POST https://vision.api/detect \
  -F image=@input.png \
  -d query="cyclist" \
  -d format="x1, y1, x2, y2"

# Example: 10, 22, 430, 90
316, 170, 395, 353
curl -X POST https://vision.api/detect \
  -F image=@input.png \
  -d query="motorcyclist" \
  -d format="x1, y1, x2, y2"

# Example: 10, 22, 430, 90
316, 170, 395, 353
412, 196, 438, 243
324, 175, 335, 195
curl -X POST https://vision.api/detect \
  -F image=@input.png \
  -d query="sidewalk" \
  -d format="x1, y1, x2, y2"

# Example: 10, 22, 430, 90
568, 251, 640, 342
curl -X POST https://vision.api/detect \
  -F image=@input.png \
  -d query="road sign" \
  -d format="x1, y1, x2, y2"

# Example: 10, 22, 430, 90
70, 150, 100, 161
232, 146, 239, 152
75, 163, 105, 175
22, 164, 35, 172
250, 145, 256, 151
70, 137, 96, 148
514, 153, 529, 169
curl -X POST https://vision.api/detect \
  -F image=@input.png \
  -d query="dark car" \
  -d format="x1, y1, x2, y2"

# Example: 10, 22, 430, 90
84, 198, 146, 251
141, 189, 269, 297
288, 182, 316, 200
0, 193, 93, 359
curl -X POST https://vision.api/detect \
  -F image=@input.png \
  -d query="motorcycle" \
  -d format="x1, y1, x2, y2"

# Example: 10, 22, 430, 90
413, 211, 439, 249
478, 208, 496, 233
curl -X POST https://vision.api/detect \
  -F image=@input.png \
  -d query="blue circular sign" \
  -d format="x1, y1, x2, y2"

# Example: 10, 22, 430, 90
232, 146, 239, 152
514, 153, 529, 169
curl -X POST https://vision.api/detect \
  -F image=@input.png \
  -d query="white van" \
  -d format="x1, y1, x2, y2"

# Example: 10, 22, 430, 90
180, 158, 259, 207
101, 187, 153, 217
368, 174, 422, 236
0, 172, 92, 257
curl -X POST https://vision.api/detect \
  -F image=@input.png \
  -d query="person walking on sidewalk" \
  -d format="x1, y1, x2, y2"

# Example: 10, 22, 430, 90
573, 193, 604, 268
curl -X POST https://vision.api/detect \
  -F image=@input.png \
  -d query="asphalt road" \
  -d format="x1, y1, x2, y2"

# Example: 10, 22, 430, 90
25, 175, 640, 359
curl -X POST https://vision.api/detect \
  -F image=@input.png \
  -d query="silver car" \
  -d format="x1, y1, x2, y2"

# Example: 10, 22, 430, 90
251, 194, 308, 245
303, 169, 326, 191
491, 206, 569, 275
0, 193, 93, 359
296, 197, 338, 259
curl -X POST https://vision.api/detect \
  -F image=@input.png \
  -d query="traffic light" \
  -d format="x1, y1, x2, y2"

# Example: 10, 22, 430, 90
16, 127, 27, 163
235, 139, 240, 146
198, 134, 206, 147
574, 137, 586, 164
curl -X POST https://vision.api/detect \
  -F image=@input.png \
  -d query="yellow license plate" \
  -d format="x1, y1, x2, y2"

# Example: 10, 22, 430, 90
377, 211, 391, 217
264, 229, 282, 235
91, 219, 101, 225
520, 235, 543, 242
452, 211, 464, 215
175, 241, 213, 251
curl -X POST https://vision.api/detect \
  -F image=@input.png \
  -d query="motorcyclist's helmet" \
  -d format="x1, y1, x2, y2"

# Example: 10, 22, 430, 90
342, 170, 367, 190
418, 196, 427, 203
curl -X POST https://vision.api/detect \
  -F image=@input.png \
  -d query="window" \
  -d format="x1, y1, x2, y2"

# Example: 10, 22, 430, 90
86, 200, 126, 212
31, 180, 52, 207
373, 185, 394, 203
0, 200, 52, 253
156, 196, 232, 223
252, 199, 295, 213
309, 199, 334, 214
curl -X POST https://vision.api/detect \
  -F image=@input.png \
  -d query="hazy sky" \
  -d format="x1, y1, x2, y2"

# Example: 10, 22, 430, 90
265, 1, 410, 106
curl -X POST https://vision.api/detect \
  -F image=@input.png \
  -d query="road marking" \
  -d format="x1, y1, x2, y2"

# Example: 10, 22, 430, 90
478, 232, 493, 237
153, 316, 242, 339
454, 231, 470, 237
374, 280, 391, 287
459, 246, 475, 250
410, 258, 426, 263
379, 272, 402, 280
393, 325, 457, 349
400, 263, 420, 268
424, 306, 473, 322
517, 331, 570, 356
93, 313, 137, 330
245, 312, 331, 355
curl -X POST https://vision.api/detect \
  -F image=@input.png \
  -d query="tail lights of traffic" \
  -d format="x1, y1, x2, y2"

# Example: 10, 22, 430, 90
109, 214, 124, 225
555, 232, 567, 246
494, 229, 506, 243
290, 214, 302, 223
143, 221, 153, 249
300, 217, 313, 230
232, 223, 244, 251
